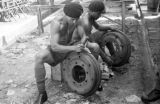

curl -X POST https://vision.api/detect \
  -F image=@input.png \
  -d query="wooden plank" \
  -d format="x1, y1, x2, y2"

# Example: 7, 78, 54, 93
14, 0, 25, 14
31, 4, 64, 9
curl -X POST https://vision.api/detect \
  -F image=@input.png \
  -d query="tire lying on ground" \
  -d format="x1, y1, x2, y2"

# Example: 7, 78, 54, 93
100, 31, 131, 67
61, 50, 101, 97
90, 30, 131, 67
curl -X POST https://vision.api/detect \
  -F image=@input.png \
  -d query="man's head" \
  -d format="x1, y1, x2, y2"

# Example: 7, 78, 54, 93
88, 0, 105, 20
63, 3, 83, 23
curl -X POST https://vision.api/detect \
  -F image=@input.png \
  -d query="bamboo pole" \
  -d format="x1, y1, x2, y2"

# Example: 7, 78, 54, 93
121, 0, 126, 33
35, 1, 63, 34
50, 0, 54, 13
37, 7, 44, 34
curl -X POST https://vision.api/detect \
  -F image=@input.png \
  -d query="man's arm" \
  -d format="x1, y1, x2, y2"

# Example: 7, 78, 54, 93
77, 25, 99, 52
91, 19, 114, 31
50, 21, 77, 53
77, 25, 89, 45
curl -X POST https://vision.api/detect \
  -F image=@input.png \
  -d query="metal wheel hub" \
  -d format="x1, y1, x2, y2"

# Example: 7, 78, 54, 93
101, 31, 131, 66
61, 51, 101, 97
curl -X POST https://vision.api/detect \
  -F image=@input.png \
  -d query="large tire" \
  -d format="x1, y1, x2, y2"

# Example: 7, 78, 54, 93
61, 51, 101, 97
90, 30, 131, 67
101, 31, 131, 67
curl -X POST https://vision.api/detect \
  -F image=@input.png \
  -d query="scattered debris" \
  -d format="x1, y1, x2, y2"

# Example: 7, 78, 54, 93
125, 95, 141, 103
0, 49, 8, 54
25, 84, 30, 88
66, 99, 77, 104
131, 44, 138, 52
80, 100, 90, 104
16, 37, 28, 43
11, 84, 17, 88
103, 83, 108, 87
55, 102, 61, 104
21, 88, 28, 93
14, 72, 18, 76
100, 62, 114, 80
63, 93, 80, 99
7, 89, 15, 96
5, 79, 14, 84
17, 44, 26, 49
1, 70, 5, 73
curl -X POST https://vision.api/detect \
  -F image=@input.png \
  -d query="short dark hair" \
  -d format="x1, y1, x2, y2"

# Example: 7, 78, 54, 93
63, 3, 83, 18
88, 0, 105, 13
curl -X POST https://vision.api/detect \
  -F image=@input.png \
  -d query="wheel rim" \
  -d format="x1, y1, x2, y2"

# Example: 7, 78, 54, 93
61, 51, 101, 96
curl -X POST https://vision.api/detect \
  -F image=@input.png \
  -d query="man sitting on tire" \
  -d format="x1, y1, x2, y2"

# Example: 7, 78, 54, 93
34, 2, 104, 104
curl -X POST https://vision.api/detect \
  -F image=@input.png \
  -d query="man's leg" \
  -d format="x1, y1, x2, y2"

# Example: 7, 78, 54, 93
87, 42, 114, 91
99, 48, 113, 66
89, 32, 114, 80
34, 49, 56, 104
89, 31, 113, 66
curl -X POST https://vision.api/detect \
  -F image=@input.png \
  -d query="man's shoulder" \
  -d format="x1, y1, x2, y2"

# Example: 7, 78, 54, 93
51, 17, 61, 24
50, 17, 68, 32
52, 16, 68, 25
78, 16, 86, 25
77, 15, 90, 26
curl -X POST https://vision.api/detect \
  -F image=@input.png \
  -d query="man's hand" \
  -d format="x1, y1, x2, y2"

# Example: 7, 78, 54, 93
81, 36, 89, 45
74, 44, 84, 52
86, 42, 100, 53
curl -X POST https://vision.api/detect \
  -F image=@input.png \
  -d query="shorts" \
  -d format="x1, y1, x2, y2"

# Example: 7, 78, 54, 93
47, 45, 69, 66
89, 31, 105, 45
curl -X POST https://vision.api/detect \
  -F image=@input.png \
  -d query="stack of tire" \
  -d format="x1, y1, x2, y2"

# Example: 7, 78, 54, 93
92, 29, 131, 67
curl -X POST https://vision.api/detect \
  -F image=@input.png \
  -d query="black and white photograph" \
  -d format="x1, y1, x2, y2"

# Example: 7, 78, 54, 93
0, 0, 160, 104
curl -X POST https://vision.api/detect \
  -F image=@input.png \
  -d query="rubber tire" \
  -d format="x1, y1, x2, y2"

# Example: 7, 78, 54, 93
90, 30, 131, 67
61, 51, 101, 97
101, 31, 131, 67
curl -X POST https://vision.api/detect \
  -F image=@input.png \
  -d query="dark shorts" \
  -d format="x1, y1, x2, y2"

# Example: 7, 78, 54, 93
89, 31, 105, 45
47, 45, 69, 66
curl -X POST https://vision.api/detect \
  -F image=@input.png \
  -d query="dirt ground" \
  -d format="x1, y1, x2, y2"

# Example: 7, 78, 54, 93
0, 17, 147, 104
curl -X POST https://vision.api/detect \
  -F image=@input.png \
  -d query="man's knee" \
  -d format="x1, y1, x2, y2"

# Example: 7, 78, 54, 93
87, 42, 99, 50
91, 43, 100, 53
94, 43, 100, 49
35, 52, 46, 63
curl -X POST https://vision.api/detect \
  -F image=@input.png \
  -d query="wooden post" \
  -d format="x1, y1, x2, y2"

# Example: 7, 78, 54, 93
49, 0, 54, 13
121, 0, 126, 33
37, 7, 44, 34
2, 36, 7, 46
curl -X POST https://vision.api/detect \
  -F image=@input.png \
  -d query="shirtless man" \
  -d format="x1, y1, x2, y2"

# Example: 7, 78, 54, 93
78, 0, 114, 66
74, 1, 115, 81
34, 3, 100, 104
